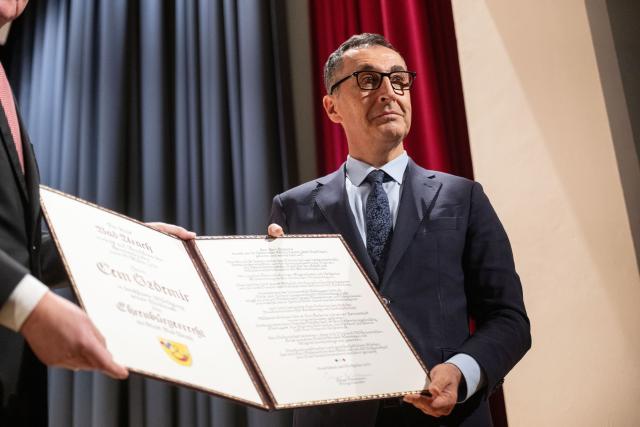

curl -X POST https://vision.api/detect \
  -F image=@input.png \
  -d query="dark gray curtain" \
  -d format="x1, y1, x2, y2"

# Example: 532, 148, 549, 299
2, 0, 296, 426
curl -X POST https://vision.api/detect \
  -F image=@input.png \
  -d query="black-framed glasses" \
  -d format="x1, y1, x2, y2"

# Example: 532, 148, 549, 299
329, 70, 417, 94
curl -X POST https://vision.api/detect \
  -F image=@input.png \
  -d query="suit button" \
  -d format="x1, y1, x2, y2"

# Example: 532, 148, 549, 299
382, 297, 391, 306
32, 245, 37, 251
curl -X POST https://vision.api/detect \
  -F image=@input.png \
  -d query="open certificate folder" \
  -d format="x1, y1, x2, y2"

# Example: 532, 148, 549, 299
40, 186, 429, 410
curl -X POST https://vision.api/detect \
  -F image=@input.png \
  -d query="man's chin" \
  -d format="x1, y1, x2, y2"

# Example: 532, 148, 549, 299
375, 125, 408, 142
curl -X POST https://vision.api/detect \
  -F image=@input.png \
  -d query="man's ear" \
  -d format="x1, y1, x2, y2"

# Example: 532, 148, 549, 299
323, 95, 342, 124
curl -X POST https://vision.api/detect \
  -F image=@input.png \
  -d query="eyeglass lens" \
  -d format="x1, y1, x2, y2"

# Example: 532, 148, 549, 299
356, 71, 413, 90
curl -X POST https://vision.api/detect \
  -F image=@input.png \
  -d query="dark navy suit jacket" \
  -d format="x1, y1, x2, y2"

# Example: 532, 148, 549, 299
0, 106, 64, 426
270, 159, 531, 426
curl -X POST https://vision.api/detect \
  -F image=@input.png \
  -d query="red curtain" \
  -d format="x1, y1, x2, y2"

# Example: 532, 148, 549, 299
309, 0, 473, 180
308, 1, 509, 425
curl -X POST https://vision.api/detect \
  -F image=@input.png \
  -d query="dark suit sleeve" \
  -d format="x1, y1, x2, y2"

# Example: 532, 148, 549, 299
458, 182, 531, 394
269, 194, 288, 232
1, 230, 65, 309
0, 250, 30, 308
38, 230, 67, 287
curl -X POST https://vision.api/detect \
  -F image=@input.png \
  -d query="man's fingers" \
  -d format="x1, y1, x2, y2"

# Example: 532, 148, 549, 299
82, 336, 129, 379
88, 326, 129, 379
90, 323, 108, 347
267, 223, 285, 237
147, 222, 196, 240
20, 292, 129, 379
55, 320, 129, 379
430, 394, 455, 412
402, 394, 440, 417
58, 336, 129, 379
403, 394, 428, 406
427, 379, 444, 397
94, 355, 129, 380
425, 378, 445, 406
428, 367, 451, 392
421, 386, 454, 414
404, 369, 457, 417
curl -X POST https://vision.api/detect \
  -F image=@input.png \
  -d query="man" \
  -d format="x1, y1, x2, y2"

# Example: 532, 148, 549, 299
0, 1, 194, 425
268, 33, 530, 426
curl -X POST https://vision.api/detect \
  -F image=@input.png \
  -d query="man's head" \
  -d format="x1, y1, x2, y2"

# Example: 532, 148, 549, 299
0, 0, 28, 27
322, 33, 414, 165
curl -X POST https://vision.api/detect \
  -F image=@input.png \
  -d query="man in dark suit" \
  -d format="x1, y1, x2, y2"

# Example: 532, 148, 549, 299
268, 33, 530, 426
0, 3, 129, 425
0, 2, 193, 425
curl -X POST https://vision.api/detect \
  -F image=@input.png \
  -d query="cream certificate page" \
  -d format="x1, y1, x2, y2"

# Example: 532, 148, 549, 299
196, 236, 428, 407
40, 188, 263, 407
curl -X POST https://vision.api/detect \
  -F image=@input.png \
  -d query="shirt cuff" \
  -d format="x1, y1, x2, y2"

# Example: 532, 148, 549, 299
446, 353, 486, 402
0, 274, 49, 331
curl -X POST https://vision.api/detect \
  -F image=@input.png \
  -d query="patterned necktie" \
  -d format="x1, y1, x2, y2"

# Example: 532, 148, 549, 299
0, 62, 24, 172
365, 169, 393, 278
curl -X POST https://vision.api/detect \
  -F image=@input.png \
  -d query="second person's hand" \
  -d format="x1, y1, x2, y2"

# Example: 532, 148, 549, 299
267, 223, 285, 237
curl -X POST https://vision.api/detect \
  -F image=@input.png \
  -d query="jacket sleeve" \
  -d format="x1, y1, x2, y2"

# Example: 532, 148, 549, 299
38, 230, 68, 287
269, 194, 288, 232
0, 249, 30, 309
458, 182, 531, 395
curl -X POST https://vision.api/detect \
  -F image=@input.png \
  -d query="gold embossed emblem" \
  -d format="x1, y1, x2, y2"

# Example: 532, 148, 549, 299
159, 338, 192, 366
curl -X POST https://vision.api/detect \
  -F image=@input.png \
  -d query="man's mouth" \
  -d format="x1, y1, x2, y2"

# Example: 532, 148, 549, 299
371, 111, 402, 121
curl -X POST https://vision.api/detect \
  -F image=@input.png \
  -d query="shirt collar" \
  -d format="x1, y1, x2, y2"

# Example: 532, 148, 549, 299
345, 151, 408, 186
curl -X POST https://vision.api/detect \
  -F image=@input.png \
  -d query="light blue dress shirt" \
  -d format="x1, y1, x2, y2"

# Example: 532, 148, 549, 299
344, 151, 485, 401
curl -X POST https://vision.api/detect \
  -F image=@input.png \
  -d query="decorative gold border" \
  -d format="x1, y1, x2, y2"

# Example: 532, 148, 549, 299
38, 185, 270, 410
194, 234, 429, 409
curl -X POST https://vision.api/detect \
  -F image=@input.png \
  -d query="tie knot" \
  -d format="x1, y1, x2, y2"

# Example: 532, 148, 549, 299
365, 169, 389, 185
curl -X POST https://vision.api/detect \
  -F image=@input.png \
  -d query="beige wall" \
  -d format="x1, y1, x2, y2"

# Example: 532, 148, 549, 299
451, 1, 640, 426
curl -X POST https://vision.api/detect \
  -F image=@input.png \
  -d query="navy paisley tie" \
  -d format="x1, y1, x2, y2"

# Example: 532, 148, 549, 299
365, 170, 393, 278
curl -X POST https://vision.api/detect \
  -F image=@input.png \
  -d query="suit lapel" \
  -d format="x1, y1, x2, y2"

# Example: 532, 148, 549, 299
314, 165, 379, 284
19, 115, 41, 230
380, 160, 441, 288
0, 104, 28, 202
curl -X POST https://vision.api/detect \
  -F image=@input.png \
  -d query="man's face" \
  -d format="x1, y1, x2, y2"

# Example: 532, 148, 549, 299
323, 45, 412, 153
0, 0, 28, 27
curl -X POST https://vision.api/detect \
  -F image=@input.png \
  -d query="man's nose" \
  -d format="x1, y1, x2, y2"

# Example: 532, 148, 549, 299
377, 76, 398, 102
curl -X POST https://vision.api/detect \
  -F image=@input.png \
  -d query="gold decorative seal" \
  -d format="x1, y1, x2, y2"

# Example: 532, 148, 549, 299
159, 338, 192, 366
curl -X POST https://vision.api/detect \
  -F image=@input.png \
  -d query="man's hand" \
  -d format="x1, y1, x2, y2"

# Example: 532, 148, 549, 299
20, 292, 129, 379
403, 363, 462, 417
146, 222, 196, 240
267, 223, 285, 237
